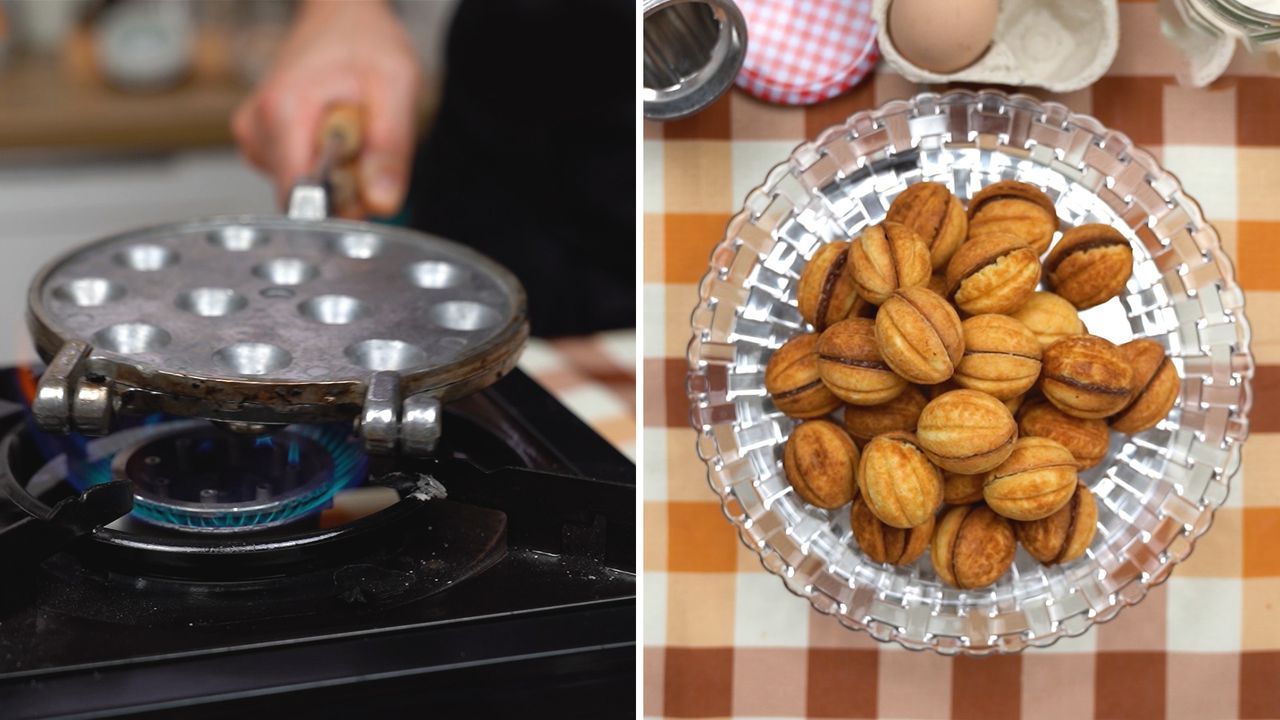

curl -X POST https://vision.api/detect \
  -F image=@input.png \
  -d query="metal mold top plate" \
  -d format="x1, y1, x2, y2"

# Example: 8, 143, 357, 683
27, 216, 527, 422
686, 90, 1253, 654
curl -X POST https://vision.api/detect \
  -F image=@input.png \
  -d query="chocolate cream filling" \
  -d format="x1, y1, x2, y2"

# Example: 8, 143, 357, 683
817, 354, 891, 371
1042, 372, 1130, 396
961, 349, 1042, 360
969, 188, 1055, 219
1112, 356, 1172, 420
948, 506, 974, 587
1044, 237, 1130, 275
772, 378, 825, 400
813, 250, 848, 331
968, 193, 1024, 217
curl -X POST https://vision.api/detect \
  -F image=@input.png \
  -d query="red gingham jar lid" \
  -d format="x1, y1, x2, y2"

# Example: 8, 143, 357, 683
734, 0, 879, 105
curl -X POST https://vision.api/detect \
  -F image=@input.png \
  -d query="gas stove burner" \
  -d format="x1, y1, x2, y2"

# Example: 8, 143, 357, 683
115, 425, 358, 532
0, 367, 635, 716
28, 418, 367, 533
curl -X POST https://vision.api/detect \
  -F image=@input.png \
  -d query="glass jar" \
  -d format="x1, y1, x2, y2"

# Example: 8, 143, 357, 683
1158, 0, 1280, 86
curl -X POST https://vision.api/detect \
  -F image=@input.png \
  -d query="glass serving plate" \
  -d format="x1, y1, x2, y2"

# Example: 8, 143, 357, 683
685, 89, 1254, 654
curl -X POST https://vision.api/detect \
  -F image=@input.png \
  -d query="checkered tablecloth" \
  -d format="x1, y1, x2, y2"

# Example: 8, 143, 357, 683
518, 329, 636, 460
642, 4, 1280, 717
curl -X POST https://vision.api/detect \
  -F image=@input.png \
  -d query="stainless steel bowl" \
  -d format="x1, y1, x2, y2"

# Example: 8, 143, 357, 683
643, 0, 748, 120
686, 89, 1254, 653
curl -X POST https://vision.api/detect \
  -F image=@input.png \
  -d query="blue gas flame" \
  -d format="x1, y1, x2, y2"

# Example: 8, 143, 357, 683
42, 416, 367, 531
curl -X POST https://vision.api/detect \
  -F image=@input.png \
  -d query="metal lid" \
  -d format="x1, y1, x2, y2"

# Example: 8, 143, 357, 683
26, 216, 529, 455
643, 0, 749, 120
734, 0, 878, 105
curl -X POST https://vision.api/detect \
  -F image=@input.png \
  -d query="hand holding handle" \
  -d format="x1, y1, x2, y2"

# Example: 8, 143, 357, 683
287, 102, 367, 220
319, 102, 363, 162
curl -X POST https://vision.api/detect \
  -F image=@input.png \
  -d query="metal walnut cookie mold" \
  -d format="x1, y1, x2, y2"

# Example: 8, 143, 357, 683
685, 89, 1254, 654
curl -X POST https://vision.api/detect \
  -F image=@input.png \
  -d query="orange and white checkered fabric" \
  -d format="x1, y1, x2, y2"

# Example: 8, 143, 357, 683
643, 4, 1280, 717
519, 330, 636, 460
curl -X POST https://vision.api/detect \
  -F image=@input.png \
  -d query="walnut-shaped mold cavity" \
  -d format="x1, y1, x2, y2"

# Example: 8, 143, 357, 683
93, 322, 171, 354
333, 232, 385, 259
114, 244, 178, 271
53, 278, 125, 307
176, 287, 248, 317
213, 342, 293, 375
253, 258, 319, 286
345, 339, 428, 371
298, 295, 370, 325
407, 261, 466, 289
208, 226, 268, 251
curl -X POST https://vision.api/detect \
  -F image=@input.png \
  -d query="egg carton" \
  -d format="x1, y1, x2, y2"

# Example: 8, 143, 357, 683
872, 0, 1119, 92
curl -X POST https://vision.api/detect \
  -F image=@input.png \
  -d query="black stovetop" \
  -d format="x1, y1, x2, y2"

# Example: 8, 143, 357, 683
0, 368, 635, 718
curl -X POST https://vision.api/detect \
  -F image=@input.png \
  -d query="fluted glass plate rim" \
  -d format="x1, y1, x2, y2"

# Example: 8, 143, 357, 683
684, 88, 1254, 654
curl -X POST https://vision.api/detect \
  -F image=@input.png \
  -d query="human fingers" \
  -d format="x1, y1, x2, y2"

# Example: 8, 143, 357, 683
258, 86, 330, 206
357, 65, 420, 216
231, 96, 270, 171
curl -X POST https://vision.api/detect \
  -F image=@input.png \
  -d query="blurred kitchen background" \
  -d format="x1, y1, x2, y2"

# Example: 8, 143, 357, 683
0, 0, 454, 365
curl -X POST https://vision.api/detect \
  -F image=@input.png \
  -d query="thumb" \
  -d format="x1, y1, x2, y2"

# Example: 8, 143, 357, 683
358, 72, 419, 217
359, 151, 411, 218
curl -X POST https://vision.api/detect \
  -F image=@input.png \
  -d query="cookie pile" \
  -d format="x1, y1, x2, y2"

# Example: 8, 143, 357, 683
766, 181, 1178, 589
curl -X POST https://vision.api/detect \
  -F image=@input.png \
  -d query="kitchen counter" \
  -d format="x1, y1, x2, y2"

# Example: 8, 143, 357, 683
0, 54, 248, 152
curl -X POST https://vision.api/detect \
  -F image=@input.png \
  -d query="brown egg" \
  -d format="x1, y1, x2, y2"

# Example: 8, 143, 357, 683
888, 0, 999, 74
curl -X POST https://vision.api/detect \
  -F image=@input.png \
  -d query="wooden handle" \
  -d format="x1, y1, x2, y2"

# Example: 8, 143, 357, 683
318, 103, 364, 215
319, 102, 363, 164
